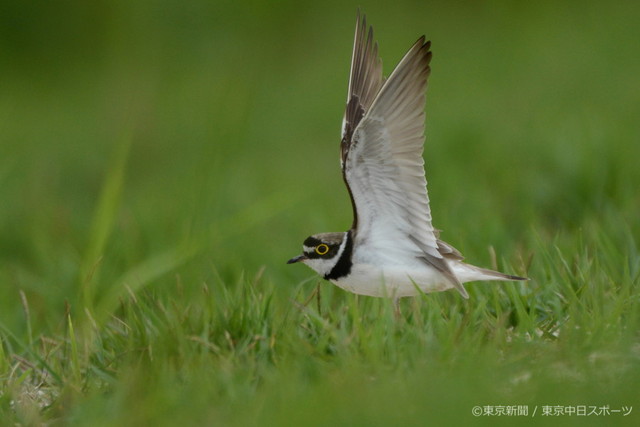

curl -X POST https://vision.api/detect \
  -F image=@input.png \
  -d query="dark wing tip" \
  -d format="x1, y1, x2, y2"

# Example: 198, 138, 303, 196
417, 37, 433, 63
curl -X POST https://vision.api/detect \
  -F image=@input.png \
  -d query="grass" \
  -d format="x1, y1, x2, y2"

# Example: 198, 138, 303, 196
1, 0, 639, 425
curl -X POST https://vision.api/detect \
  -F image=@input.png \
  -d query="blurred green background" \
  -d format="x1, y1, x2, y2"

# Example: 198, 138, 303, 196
0, 0, 639, 424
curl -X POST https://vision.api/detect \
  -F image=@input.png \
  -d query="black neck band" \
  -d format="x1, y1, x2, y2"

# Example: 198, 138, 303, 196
324, 230, 353, 280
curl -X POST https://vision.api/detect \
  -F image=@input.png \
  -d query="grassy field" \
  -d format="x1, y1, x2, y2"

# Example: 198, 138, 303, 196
1, 0, 639, 425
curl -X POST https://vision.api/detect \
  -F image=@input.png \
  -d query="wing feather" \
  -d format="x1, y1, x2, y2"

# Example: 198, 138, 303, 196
341, 11, 384, 164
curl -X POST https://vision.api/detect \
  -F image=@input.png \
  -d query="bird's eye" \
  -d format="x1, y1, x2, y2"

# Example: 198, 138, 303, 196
315, 244, 329, 255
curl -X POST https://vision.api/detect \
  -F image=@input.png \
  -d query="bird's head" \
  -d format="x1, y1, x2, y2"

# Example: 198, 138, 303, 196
287, 232, 346, 277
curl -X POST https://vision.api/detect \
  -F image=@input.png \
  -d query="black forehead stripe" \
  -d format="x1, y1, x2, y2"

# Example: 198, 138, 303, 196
324, 231, 353, 281
303, 236, 322, 247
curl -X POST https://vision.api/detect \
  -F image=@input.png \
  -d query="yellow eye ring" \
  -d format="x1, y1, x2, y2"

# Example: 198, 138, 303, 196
315, 244, 329, 255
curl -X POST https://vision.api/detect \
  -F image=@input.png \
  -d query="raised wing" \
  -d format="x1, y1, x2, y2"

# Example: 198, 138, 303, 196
342, 36, 467, 296
341, 11, 384, 167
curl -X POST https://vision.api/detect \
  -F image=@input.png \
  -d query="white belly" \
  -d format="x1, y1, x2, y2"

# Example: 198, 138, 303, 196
330, 263, 455, 297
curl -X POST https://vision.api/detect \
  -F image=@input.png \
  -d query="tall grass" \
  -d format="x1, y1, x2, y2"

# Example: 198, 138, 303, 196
0, 0, 639, 425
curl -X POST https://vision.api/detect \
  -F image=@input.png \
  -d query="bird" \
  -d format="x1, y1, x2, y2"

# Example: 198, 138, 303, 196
287, 12, 527, 299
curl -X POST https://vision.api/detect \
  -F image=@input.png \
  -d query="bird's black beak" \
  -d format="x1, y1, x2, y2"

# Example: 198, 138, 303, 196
287, 254, 307, 264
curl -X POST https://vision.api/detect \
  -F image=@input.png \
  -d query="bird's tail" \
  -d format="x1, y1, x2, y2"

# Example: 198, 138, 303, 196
455, 263, 528, 283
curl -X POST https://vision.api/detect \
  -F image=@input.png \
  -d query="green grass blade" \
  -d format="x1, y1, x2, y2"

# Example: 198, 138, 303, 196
79, 131, 132, 313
